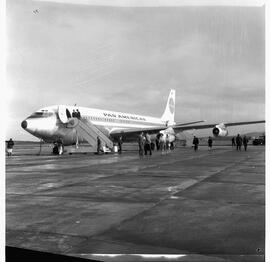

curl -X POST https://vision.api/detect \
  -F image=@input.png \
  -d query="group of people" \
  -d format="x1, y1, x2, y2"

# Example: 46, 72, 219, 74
192, 136, 213, 151
97, 132, 173, 157
97, 132, 250, 156
72, 109, 81, 119
138, 132, 152, 156
232, 134, 249, 151
96, 132, 250, 156
138, 132, 172, 157
5, 132, 252, 157
193, 134, 249, 152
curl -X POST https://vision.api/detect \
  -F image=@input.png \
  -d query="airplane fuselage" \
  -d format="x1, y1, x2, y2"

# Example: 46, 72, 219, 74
21, 89, 264, 150
21, 105, 168, 145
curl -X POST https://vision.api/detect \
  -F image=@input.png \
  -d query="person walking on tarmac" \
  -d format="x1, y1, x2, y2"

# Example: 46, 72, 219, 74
97, 136, 101, 154
231, 137, 236, 147
138, 132, 145, 157
208, 136, 213, 151
6, 138, 15, 156
159, 133, 165, 155
165, 134, 170, 153
236, 134, 242, 151
118, 136, 123, 154
243, 135, 249, 151
156, 133, 161, 150
193, 136, 199, 151
145, 132, 152, 155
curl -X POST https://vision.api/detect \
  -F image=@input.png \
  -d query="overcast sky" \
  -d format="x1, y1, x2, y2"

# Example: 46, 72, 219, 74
6, 0, 265, 140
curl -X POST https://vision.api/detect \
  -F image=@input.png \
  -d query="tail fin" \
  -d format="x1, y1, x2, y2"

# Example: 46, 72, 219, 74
161, 89, 175, 126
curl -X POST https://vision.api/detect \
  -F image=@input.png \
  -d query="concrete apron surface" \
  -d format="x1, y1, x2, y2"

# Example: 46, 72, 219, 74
6, 146, 265, 262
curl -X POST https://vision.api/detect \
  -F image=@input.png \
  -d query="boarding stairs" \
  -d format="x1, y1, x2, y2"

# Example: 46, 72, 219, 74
66, 118, 114, 153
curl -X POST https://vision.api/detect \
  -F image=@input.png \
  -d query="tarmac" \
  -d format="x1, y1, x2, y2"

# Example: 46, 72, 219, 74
6, 144, 265, 261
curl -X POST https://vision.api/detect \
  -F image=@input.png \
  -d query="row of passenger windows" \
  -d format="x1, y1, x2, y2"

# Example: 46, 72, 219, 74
83, 116, 141, 124
31, 111, 53, 118
82, 116, 152, 124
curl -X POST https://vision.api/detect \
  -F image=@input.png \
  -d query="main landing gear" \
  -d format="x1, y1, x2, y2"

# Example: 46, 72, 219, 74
52, 140, 64, 155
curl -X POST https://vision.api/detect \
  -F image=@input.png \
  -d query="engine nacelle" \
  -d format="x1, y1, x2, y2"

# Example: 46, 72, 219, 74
159, 127, 176, 142
212, 123, 228, 137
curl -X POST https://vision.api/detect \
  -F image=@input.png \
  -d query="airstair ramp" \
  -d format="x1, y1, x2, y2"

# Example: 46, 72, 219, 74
68, 118, 114, 149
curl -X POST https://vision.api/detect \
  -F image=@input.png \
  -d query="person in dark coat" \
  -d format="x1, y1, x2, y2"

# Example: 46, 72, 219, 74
165, 134, 170, 152
156, 133, 161, 150
208, 136, 213, 151
159, 133, 165, 154
6, 138, 15, 156
118, 136, 123, 154
76, 109, 81, 119
72, 109, 77, 118
243, 135, 249, 151
193, 136, 199, 151
97, 136, 101, 154
236, 134, 243, 151
232, 137, 236, 147
138, 132, 145, 157
145, 133, 152, 155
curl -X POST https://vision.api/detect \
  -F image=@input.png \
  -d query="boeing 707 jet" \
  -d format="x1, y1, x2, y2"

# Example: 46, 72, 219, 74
21, 89, 265, 154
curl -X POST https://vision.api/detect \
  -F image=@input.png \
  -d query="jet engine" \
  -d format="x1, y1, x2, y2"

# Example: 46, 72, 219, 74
159, 127, 176, 142
212, 123, 228, 137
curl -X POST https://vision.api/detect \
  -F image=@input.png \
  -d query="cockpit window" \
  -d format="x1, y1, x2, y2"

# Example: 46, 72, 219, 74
32, 112, 44, 116
30, 110, 53, 118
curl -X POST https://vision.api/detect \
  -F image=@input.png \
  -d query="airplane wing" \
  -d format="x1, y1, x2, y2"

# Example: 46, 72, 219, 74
174, 120, 265, 131
110, 120, 265, 141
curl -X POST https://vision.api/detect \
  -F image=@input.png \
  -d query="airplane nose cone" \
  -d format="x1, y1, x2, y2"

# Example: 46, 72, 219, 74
21, 120, 27, 129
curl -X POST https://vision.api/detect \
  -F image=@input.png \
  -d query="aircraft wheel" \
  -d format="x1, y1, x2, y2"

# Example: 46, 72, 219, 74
52, 145, 59, 155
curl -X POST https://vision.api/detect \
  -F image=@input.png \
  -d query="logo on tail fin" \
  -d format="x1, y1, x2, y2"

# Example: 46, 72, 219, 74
169, 97, 175, 114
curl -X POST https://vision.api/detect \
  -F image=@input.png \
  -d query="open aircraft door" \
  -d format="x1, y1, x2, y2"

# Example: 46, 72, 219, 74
58, 105, 69, 123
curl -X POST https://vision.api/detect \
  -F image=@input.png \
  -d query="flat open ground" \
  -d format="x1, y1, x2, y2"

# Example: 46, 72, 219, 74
6, 144, 265, 261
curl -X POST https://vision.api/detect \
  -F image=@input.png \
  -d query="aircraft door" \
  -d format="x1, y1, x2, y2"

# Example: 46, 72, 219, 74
58, 105, 69, 123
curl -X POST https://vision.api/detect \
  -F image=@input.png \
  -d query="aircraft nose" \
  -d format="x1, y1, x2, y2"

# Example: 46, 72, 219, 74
21, 120, 27, 129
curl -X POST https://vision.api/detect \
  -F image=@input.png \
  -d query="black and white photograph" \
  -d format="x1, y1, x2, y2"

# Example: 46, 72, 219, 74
4, 0, 266, 261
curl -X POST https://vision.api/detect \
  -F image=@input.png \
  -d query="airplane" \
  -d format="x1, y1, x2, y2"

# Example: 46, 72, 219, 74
21, 89, 265, 154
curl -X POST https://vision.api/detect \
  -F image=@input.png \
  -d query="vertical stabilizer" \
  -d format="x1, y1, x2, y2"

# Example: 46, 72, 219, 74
161, 89, 175, 126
